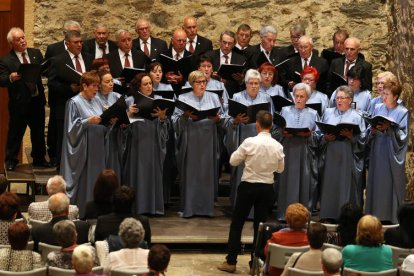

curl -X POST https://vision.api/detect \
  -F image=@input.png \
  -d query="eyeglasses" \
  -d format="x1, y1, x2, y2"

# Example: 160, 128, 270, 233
194, 80, 207, 85
261, 72, 274, 77
335, 96, 351, 101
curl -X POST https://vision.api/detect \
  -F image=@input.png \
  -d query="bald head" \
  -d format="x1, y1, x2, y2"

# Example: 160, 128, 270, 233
172, 29, 187, 53
135, 19, 151, 41
183, 16, 198, 40
344, 37, 361, 62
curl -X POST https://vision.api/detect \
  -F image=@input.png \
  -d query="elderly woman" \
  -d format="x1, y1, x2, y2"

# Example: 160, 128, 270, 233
365, 80, 409, 224
258, 62, 285, 98
123, 73, 168, 215
73, 245, 105, 276
368, 71, 397, 115
60, 70, 108, 218
103, 218, 149, 273
342, 215, 393, 272
319, 85, 366, 222
330, 65, 371, 112
277, 83, 319, 220
0, 192, 21, 244
301, 66, 329, 115
226, 69, 273, 210
0, 222, 43, 271
172, 70, 223, 218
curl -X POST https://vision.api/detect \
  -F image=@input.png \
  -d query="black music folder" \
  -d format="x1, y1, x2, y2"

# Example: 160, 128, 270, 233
175, 100, 220, 121
63, 64, 82, 84
217, 63, 245, 80
271, 95, 293, 112
133, 92, 175, 119
316, 121, 361, 139
18, 63, 42, 83
100, 96, 130, 126
362, 114, 398, 128
305, 102, 322, 116
273, 112, 310, 135
228, 99, 270, 124
153, 90, 176, 100
206, 89, 224, 98
121, 67, 145, 83
159, 54, 193, 77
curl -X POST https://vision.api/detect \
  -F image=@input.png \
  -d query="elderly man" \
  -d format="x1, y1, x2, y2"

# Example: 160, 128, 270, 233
0, 27, 48, 171
106, 29, 149, 79
48, 30, 93, 168
182, 16, 213, 56
218, 111, 285, 273
31, 193, 89, 251
234, 24, 253, 54
45, 20, 81, 60
322, 248, 342, 276
245, 25, 283, 69
83, 23, 118, 59
328, 37, 372, 93
281, 35, 329, 94
132, 19, 168, 61
28, 175, 79, 221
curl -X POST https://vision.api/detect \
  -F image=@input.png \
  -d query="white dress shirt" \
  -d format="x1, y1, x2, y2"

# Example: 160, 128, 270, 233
68, 51, 86, 72
118, 49, 133, 68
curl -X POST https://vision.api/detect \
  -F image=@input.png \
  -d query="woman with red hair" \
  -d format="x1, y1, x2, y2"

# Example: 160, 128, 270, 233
301, 66, 329, 115
258, 62, 286, 98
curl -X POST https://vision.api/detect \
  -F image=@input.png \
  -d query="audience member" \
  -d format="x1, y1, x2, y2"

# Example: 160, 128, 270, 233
0, 222, 43, 272
403, 254, 414, 272
28, 175, 79, 221
72, 245, 105, 276
281, 223, 327, 275
342, 215, 393, 272
384, 202, 414, 248
0, 192, 21, 244
182, 16, 213, 56
132, 19, 168, 61
321, 248, 342, 276
83, 23, 118, 59
145, 244, 171, 276
103, 218, 149, 274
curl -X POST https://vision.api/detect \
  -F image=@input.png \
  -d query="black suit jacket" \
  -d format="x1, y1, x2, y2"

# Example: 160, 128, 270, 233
45, 40, 66, 60
83, 38, 118, 59
281, 45, 319, 60
0, 48, 46, 109
132, 36, 168, 62
94, 213, 151, 245
192, 35, 213, 56
106, 49, 150, 79
31, 216, 89, 252
329, 56, 372, 93
244, 44, 285, 70
281, 54, 329, 94
162, 48, 196, 80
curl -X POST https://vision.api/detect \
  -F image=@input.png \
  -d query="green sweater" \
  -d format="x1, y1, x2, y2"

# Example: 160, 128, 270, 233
342, 244, 393, 272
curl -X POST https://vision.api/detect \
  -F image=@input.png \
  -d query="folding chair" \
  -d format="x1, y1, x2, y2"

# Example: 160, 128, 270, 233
343, 267, 398, 276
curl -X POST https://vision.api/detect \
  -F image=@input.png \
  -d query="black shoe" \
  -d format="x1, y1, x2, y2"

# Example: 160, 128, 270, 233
6, 160, 17, 171
33, 159, 51, 168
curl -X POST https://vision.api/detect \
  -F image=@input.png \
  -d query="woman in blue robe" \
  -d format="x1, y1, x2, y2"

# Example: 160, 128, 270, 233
60, 71, 107, 218
258, 62, 285, 98
301, 67, 329, 115
277, 83, 319, 220
172, 70, 224, 218
365, 81, 409, 224
319, 85, 366, 221
123, 73, 168, 215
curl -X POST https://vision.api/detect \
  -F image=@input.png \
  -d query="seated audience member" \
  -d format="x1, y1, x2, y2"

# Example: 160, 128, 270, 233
94, 186, 151, 246
326, 203, 363, 246
265, 203, 309, 276
0, 175, 7, 194
281, 223, 327, 275
342, 215, 393, 272
28, 175, 79, 221
0, 192, 21, 244
84, 169, 120, 219
31, 192, 89, 251
403, 255, 414, 272
47, 220, 98, 269
144, 244, 171, 276
384, 202, 414, 248
72, 245, 105, 276
0, 222, 43, 271
103, 218, 149, 274
321, 248, 342, 276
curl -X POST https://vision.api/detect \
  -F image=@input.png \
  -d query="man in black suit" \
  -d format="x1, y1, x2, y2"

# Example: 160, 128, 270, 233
182, 16, 213, 56
48, 30, 93, 167
132, 19, 168, 62
205, 30, 246, 98
106, 29, 149, 79
44, 20, 81, 60
0, 27, 48, 170
328, 37, 372, 94
83, 23, 118, 59
233, 24, 253, 56
31, 193, 89, 252
281, 35, 329, 94
244, 25, 284, 69
321, 29, 349, 66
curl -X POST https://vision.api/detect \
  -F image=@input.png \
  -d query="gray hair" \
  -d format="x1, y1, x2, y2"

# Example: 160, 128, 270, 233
293, 83, 311, 98
188, 70, 206, 86
115, 29, 130, 40
64, 30, 81, 42
244, 69, 261, 84
94, 22, 108, 31
337, 85, 354, 99
119, 218, 145, 248
63, 20, 81, 32
260, 25, 277, 37
53, 220, 76, 248
220, 30, 236, 41
322, 248, 342, 274
72, 245, 94, 274
6, 27, 24, 43
48, 192, 69, 216
46, 175, 67, 195
290, 23, 306, 36
298, 35, 313, 46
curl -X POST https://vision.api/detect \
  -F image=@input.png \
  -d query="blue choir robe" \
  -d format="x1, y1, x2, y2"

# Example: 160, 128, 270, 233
60, 94, 107, 218
259, 84, 285, 98
330, 89, 372, 112
307, 90, 329, 115
153, 82, 174, 91
277, 106, 319, 220
318, 107, 366, 220
365, 103, 409, 223
172, 91, 224, 217
368, 96, 405, 115
123, 95, 168, 215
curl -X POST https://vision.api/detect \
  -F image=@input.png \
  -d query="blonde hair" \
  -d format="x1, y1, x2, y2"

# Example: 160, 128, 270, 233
72, 245, 94, 274
356, 215, 383, 247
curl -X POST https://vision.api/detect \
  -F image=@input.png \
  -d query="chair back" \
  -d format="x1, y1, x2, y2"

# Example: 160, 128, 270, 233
48, 266, 103, 276
343, 267, 398, 275
265, 243, 310, 270
389, 246, 413, 268
95, 240, 109, 266
0, 267, 47, 275
110, 266, 150, 276
288, 267, 324, 275
400, 268, 414, 276
382, 224, 399, 233
38, 242, 62, 262
322, 242, 343, 251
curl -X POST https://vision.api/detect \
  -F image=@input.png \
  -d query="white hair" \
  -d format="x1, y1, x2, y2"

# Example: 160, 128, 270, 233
6, 27, 24, 43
